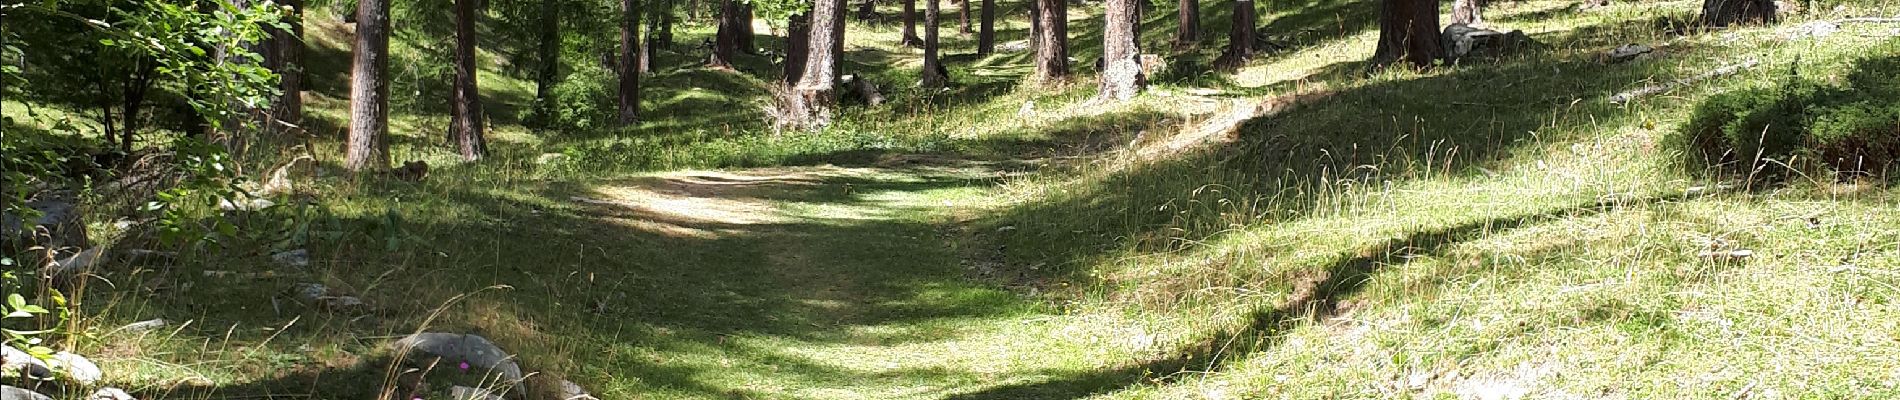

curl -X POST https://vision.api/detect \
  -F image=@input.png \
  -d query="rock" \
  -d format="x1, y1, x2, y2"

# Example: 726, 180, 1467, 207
1605, 43, 1655, 63
448, 385, 504, 400
90, 387, 136, 400
1699, 249, 1755, 262
271, 249, 311, 268
1784, 20, 1839, 39
120, 249, 177, 265
291, 283, 367, 311
49, 351, 103, 385
996, 39, 1031, 52
390, 333, 523, 383
1, 192, 88, 253
560, 380, 599, 399
46, 247, 105, 285
258, 155, 315, 196
2, 345, 55, 381
1, 386, 52, 400
117, 319, 169, 334
1017, 101, 1036, 118
1441, 23, 1535, 60
218, 197, 276, 212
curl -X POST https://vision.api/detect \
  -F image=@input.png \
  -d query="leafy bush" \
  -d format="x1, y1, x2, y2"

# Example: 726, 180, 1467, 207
525, 64, 618, 134
1674, 56, 1900, 179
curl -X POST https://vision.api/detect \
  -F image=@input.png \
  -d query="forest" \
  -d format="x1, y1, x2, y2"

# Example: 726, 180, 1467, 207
3, 0, 1900, 397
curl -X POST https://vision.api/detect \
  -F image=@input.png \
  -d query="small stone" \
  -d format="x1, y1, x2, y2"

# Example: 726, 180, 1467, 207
121, 249, 177, 264
271, 249, 311, 268
118, 319, 169, 333
293, 283, 329, 302
448, 385, 504, 400
1017, 101, 1036, 118
50, 351, 103, 385
560, 380, 599, 399
1, 385, 52, 400
1606, 43, 1654, 63
218, 198, 276, 212
90, 387, 137, 400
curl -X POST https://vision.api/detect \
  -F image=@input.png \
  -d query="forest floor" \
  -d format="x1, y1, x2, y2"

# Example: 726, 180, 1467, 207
13, 0, 1900, 398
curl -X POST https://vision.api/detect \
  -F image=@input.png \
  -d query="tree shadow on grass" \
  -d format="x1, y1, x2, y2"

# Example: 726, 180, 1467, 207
947, 190, 1707, 400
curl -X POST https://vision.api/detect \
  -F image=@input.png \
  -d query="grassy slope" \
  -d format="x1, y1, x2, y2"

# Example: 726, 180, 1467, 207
27, 0, 1900, 398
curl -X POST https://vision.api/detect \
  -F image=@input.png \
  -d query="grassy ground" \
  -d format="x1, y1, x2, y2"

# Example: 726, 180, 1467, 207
15, 0, 1900, 398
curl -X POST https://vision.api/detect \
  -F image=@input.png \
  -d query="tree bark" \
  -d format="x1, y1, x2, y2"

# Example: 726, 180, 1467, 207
1100, 0, 1141, 100
347, 0, 392, 171
710, 0, 741, 67
534, 0, 561, 126
737, 3, 756, 52
1176, 0, 1200, 45
1450, 0, 1481, 25
794, 0, 845, 126
901, 0, 924, 47
958, 0, 972, 35
1371, 0, 1444, 68
270, 0, 304, 135
1031, 0, 1067, 82
785, 12, 810, 86
451, 0, 487, 160
1214, 0, 1253, 67
921, 0, 947, 87
1701, 0, 1775, 27
657, 0, 675, 46
618, 0, 642, 126
976, 0, 995, 53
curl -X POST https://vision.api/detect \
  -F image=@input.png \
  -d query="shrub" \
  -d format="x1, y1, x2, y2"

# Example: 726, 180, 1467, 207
1674, 56, 1900, 180
525, 64, 618, 134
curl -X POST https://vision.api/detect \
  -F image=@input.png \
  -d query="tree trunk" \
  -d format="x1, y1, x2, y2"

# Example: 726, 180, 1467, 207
346, 0, 392, 171
921, 0, 947, 87
794, 0, 845, 126
857, 0, 875, 20
534, 0, 561, 127
121, 58, 155, 153
1175, 0, 1199, 44
657, 0, 674, 46
1701, 0, 1775, 27
641, 6, 658, 74
1031, 0, 1067, 82
710, 0, 741, 67
1214, 0, 1254, 67
901, 0, 924, 47
270, 0, 304, 135
451, 0, 487, 160
785, 12, 810, 86
958, 0, 972, 35
1450, 0, 1481, 25
976, 0, 995, 53
619, 0, 642, 126
1100, 0, 1141, 100
1371, 0, 1443, 68
737, 4, 756, 52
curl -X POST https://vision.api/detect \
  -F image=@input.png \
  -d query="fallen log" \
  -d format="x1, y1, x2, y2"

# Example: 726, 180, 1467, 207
1608, 58, 1760, 104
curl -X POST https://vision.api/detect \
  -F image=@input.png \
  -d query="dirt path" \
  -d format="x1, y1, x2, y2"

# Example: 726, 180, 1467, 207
554, 163, 1119, 399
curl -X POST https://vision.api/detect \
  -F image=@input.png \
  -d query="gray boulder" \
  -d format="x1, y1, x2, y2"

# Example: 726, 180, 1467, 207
1441, 23, 1535, 60
2, 193, 88, 253
49, 351, 103, 385
2, 346, 54, 381
271, 249, 311, 269
1, 385, 53, 400
560, 380, 599, 399
90, 387, 137, 400
390, 333, 523, 383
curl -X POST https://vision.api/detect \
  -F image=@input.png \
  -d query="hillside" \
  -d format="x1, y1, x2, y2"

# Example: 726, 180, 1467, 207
4, 0, 1899, 398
